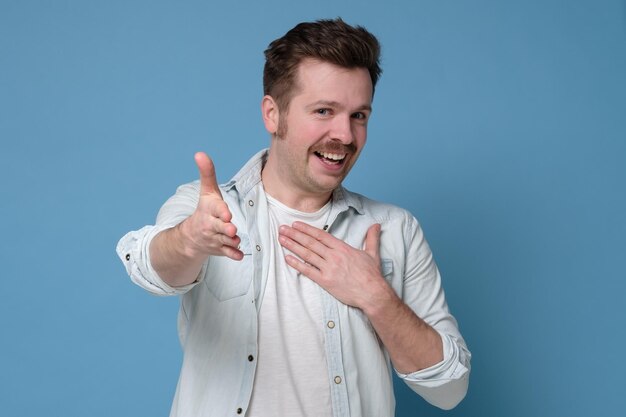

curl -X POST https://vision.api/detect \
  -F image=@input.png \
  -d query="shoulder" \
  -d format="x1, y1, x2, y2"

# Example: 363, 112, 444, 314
341, 187, 415, 221
339, 187, 420, 235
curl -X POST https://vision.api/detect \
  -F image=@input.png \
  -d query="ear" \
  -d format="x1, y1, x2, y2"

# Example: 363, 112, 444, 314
261, 95, 279, 134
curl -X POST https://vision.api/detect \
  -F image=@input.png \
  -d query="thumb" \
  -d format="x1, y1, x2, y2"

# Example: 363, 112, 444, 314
364, 223, 381, 260
194, 152, 222, 197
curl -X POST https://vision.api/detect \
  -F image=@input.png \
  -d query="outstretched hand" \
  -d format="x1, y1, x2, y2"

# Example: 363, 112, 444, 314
179, 152, 243, 261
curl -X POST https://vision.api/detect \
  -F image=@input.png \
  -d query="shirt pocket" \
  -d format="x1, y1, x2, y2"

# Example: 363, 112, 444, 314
203, 234, 253, 301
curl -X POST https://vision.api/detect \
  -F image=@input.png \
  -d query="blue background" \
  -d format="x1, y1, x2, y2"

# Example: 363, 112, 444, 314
1, 0, 625, 416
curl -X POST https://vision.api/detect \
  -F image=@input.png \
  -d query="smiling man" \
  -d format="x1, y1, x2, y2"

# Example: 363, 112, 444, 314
117, 18, 470, 417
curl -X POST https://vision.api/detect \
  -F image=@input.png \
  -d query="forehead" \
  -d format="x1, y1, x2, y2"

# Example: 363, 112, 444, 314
292, 59, 373, 105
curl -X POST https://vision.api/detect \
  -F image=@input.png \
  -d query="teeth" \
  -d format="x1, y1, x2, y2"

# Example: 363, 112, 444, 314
318, 151, 345, 161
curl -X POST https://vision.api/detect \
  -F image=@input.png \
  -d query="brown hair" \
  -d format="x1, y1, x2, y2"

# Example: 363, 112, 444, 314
263, 18, 382, 112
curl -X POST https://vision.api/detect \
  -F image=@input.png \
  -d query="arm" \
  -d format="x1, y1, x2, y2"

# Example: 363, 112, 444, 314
150, 152, 243, 288
278, 220, 469, 409
278, 222, 442, 372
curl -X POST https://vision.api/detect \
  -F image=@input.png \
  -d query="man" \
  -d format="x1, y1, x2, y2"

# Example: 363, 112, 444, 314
117, 18, 470, 417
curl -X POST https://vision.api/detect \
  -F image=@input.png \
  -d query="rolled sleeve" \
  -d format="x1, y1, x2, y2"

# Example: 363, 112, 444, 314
116, 225, 204, 296
395, 214, 471, 409
396, 332, 471, 410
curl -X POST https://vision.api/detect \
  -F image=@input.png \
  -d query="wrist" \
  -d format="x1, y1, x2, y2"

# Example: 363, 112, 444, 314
360, 277, 401, 319
176, 218, 206, 260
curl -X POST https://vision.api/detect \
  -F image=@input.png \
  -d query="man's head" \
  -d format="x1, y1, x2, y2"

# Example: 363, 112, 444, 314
260, 19, 382, 209
263, 18, 382, 116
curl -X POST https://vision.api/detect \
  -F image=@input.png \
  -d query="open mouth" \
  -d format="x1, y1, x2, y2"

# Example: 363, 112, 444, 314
314, 151, 346, 165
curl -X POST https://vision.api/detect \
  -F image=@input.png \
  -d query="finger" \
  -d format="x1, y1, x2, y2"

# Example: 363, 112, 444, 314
201, 216, 238, 243
279, 224, 330, 257
284, 254, 322, 282
291, 221, 335, 246
194, 152, 223, 197
207, 198, 234, 224
364, 223, 381, 260
291, 221, 319, 234
212, 225, 239, 255
279, 233, 325, 267
221, 245, 244, 261
217, 232, 240, 249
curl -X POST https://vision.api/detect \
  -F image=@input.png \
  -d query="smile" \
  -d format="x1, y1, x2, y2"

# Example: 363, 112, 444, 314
314, 151, 346, 165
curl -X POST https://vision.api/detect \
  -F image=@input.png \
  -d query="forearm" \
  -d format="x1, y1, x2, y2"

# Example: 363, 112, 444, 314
150, 219, 208, 288
363, 271, 470, 410
362, 285, 443, 374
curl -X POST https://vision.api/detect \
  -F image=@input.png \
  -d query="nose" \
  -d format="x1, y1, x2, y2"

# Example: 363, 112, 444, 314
330, 114, 353, 144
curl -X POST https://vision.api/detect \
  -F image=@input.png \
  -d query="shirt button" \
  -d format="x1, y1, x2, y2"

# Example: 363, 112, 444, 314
236, 407, 243, 414
256, 245, 261, 251
248, 200, 254, 206
248, 355, 254, 362
327, 320, 335, 329
334, 376, 342, 384
125, 253, 131, 261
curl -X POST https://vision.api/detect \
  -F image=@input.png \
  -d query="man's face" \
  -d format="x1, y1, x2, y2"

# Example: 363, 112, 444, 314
267, 59, 373, 199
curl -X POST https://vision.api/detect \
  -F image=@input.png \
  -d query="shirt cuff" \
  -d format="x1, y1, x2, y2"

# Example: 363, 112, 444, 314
117, 225, 205, 296
395, 332, 470, 409
396, 332, 470, 384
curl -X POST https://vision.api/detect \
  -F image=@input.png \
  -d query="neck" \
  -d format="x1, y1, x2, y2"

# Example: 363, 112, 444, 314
261, 162, 332, 213
263, 181, 333, 213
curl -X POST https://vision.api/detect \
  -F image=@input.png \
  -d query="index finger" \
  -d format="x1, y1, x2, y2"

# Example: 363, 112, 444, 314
290, 221, 338, 247
194, 152, 222, 197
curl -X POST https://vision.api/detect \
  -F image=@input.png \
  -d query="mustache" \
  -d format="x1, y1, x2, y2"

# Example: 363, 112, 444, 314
313, 142, 357, 154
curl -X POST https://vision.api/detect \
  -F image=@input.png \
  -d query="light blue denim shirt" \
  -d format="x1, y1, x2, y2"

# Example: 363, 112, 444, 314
117, 149, 470, 417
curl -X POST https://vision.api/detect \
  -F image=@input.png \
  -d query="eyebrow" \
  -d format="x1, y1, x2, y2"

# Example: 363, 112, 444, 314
307, 100, 372, 112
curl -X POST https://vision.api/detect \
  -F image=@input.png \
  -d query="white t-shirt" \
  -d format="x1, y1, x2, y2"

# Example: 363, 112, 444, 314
246, 195, 333, 417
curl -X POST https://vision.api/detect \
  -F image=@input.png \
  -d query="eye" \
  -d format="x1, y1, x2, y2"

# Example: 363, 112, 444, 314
316, 108, 331, 116
351, 112, 368, 120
